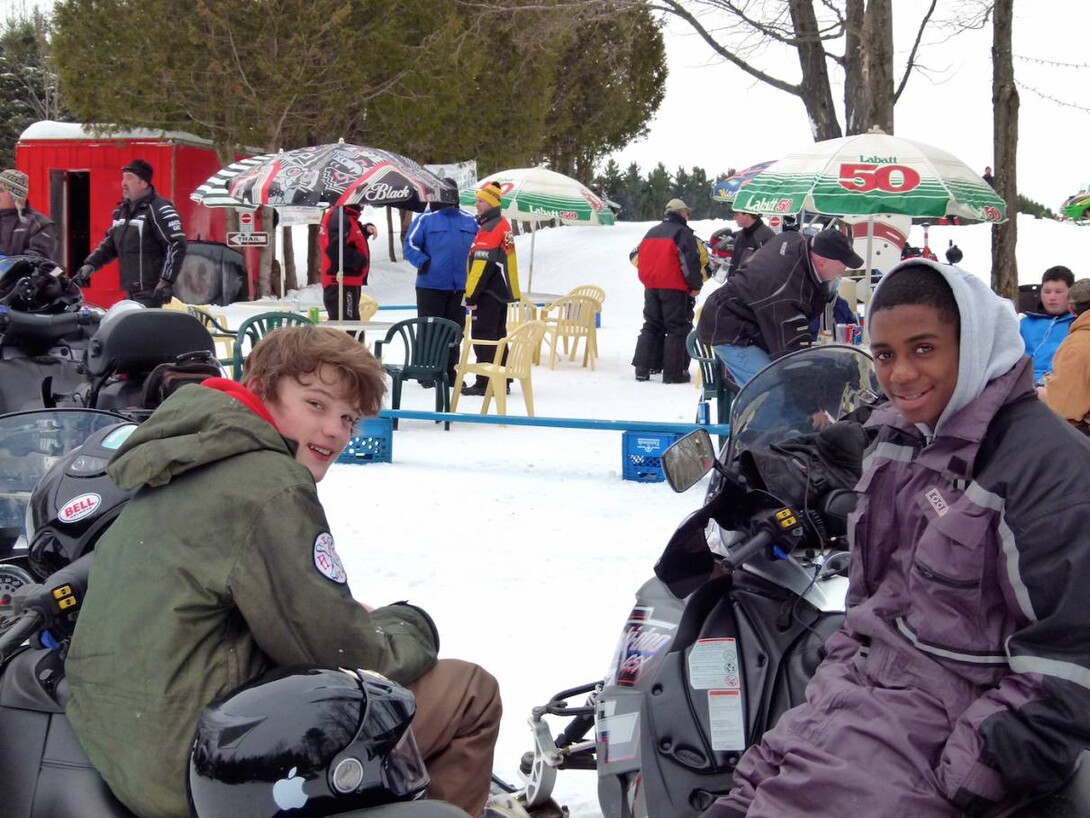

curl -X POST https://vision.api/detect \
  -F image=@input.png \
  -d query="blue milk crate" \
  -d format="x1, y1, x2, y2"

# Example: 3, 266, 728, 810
337, 417, 393, 464
622, 431, 680, 483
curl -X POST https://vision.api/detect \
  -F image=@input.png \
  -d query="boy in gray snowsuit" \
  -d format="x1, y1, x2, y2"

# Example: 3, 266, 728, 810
709, 261, 1090, 817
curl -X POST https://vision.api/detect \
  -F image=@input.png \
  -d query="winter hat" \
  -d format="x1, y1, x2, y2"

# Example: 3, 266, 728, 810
121, 158, 154, 184
664, 198, 691, 215
811, 228, 864, 269
0, 169, 29, 200
476, 181, 503, 209
1069, 279, 1090, 313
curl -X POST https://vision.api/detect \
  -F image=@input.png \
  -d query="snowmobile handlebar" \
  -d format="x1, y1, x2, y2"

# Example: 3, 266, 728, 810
0, 609, 44, 661
723, 529, 774, 570
723, 506, 807, 570
0, 306, 99, 345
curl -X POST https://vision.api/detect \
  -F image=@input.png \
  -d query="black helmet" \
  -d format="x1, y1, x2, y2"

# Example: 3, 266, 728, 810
25, 418, 139, 582
188, 667, 429, 817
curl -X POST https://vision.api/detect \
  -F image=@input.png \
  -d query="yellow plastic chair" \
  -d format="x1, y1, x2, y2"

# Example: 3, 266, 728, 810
506, 297, 538, 330
538, 295, 599, 370
163, 297, 189, 313
566, 284, 605, 311
450, 318, 547, 417
358, 294, 379, 321
507, 298, 542, 363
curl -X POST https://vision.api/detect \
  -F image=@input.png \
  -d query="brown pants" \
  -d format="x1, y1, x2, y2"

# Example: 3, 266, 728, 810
407, 658, 502, 816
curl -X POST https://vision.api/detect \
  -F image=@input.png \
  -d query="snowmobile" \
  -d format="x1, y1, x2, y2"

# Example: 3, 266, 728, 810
510, 346, 1090, 818
0, 254, 102, 414
0, 256, 221, 414
0, 408, 470, 817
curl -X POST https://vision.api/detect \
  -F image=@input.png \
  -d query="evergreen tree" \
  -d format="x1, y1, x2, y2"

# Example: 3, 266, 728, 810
542, 2, 666, 182
0, 10, 68, 168
644, 163, 673, 220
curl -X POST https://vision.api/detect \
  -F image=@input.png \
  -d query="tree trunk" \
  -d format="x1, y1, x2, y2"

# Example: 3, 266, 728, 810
788, 0, 842, 140
990, 0, 1018, 301
282, 226, 298, 293
844, 1, 894, 135
307, 224, 321, 285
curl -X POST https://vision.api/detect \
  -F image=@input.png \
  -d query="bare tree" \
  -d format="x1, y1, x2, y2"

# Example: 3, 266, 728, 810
650, 0, 937, 138
990, 0, 1017, 301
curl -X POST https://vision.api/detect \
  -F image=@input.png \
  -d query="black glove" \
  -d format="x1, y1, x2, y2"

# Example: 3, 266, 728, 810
153, 279, 173, 305
74, 264, 94, 286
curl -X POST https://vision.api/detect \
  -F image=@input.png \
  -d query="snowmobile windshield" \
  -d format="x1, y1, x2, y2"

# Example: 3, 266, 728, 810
0, 409, 130, 550
725, 346, 879, 465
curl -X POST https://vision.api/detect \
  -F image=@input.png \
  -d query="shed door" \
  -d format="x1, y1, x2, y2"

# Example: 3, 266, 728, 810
49, 170, 91, 273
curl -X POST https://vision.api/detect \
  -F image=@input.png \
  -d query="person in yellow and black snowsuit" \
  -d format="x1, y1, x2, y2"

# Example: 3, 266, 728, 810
461, 181, 520, 396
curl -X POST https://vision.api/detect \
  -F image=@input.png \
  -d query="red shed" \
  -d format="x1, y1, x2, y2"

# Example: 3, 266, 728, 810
15, 121, 243, 306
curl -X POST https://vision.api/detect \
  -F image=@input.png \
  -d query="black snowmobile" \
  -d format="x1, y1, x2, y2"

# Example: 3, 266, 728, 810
509, 345, 1090, 818
0, 254, 101, 413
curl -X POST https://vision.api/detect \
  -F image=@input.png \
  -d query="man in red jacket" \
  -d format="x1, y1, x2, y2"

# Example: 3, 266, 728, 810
320, 203, 377, 319
631, 198, 706, 383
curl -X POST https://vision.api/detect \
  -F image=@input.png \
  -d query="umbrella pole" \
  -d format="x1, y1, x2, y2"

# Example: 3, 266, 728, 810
338, 206, 345, 320
862, 215, 875, 346
528, 222, 537, 294
277, 211, 286, 302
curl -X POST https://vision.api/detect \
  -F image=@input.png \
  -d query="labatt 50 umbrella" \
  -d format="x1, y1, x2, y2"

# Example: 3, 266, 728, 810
228, 141, 455, 315
459, 165, 615, 292
731, 129, 1007, 223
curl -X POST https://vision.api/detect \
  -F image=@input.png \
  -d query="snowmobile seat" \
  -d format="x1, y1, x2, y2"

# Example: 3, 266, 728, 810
85, 309, 215, 379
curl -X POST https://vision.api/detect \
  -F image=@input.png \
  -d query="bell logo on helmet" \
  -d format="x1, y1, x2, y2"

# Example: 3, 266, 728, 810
59, 493, 102, 523
272, 767, 308, 810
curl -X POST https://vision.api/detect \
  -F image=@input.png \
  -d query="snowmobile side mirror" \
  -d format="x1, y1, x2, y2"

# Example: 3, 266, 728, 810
662, 429, 716, 493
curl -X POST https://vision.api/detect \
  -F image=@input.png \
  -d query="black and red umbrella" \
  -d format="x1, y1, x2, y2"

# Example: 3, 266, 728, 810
227, 141, 456, 212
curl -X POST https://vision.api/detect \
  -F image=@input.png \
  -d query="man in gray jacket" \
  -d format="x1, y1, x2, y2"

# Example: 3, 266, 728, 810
697, 227, 863, 386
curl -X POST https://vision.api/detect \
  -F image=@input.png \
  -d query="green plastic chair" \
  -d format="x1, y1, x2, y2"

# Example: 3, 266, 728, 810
186, 306, 236, 369
373, 317, 463, 430
686, 329, 738, 445
231, 311, 313, 381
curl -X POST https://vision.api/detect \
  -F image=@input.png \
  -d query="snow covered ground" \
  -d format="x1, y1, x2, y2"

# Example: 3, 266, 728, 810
219, 212, 1087, 817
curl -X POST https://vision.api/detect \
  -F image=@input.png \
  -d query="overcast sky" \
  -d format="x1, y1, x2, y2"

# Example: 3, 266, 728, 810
610, 3, 1089, 211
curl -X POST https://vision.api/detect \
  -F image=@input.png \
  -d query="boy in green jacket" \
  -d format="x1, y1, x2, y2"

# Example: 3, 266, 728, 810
66, 325, 501, 818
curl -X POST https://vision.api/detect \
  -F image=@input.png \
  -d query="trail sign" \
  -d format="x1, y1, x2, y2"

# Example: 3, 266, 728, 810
227, 231, 268, 248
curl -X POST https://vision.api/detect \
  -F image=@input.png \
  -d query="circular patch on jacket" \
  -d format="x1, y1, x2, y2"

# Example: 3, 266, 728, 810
313, 532, 346, 584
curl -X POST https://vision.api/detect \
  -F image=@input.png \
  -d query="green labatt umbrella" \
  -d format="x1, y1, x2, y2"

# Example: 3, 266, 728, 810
732, 129, 1007, 223
459, 165, 615, 292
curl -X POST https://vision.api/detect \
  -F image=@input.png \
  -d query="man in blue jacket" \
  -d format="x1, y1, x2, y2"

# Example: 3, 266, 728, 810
1019, 265, 1076, 384
404, 178, 478, 386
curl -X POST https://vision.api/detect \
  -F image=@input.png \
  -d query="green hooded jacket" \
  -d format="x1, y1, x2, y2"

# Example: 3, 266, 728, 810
65, 384, 439, 818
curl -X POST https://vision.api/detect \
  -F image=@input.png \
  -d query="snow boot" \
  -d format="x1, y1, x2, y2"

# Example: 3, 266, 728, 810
662, 334, 691, 384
